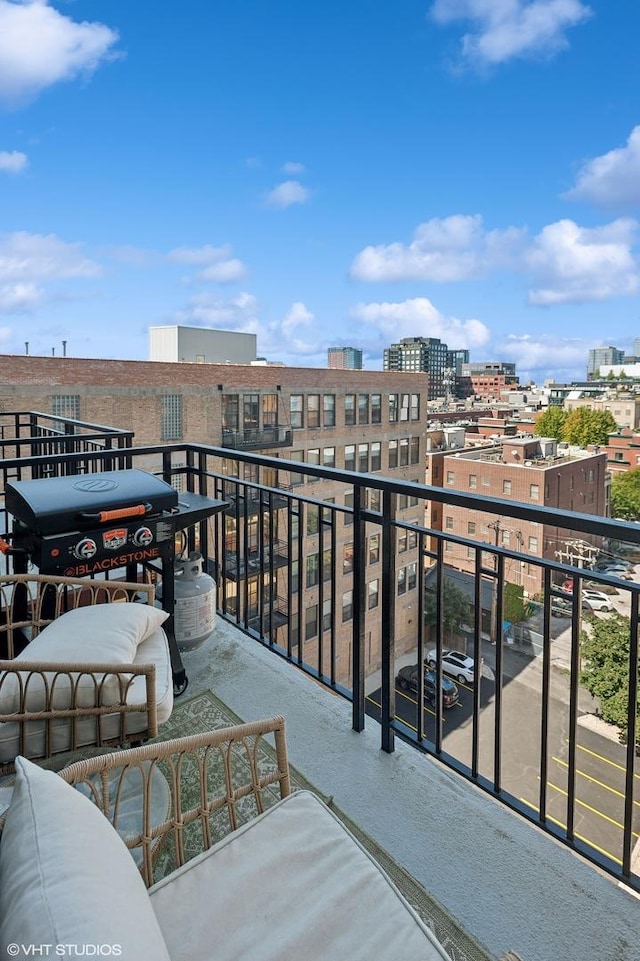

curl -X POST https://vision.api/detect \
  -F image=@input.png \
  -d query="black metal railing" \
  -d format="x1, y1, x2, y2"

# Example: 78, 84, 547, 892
0, 435, 638, 892
221, 426, 293, 450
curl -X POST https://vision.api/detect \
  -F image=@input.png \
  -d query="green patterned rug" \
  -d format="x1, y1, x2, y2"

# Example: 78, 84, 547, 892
154, 690, 496, 961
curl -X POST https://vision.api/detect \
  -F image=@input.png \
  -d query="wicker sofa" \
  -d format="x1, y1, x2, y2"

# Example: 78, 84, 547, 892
0, 717, 452, 961
0, 574, 173, 776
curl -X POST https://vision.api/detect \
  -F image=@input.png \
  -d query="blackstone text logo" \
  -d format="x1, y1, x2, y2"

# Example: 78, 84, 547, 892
6, 946, 122, 957
63, 546, 160, 578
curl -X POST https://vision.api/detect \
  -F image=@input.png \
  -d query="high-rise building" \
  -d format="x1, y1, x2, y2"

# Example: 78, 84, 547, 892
327, 346, 363, 369
383, 337, 449, 400
587, 346, 624, 379
446, 349, 469, 374
633, 338, 640, 357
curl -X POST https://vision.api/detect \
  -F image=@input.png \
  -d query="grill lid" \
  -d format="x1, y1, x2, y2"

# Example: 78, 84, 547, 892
6, 469, 179, 536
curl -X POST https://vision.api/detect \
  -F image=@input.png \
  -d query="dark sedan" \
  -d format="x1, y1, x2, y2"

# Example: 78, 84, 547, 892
396, 665, 459, 708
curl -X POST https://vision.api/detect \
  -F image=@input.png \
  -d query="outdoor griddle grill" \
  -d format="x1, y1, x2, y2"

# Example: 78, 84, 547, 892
4, 469, 225, 694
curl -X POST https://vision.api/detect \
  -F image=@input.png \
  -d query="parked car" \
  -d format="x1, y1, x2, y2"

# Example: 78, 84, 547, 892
594, 558, 634, 572
581, 590, 614, 612
551, 598, 573, 617
594, 564, 634, 579
425, 649, 479, 685
395, 665, 459, 707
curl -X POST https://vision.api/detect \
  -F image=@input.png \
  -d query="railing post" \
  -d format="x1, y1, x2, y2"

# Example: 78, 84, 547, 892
351, 484, 366, 732
381, 489, 397, 753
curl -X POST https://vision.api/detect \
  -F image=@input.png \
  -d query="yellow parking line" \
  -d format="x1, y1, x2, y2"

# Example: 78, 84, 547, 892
552, 756, 640, 808
544, 779, 640, 836
520, 797, 623, 866
366, 691, 437, 721
568, 740, 640, 780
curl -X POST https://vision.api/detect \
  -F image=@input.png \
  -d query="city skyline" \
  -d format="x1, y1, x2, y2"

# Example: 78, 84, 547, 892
0, 1, 639, 382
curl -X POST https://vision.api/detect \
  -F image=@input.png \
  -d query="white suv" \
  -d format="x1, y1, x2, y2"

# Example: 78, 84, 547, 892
581, 590, 613, 612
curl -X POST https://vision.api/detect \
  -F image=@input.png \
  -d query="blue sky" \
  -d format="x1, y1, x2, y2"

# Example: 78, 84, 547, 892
0, 0, 639, 383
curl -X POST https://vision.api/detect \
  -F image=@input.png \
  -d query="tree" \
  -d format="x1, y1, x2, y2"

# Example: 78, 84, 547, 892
611, 467, 640, 520
504, 582, 527, 624
580, 612, 639, 743
423, 578, 469, 644
563, 407, 617, 447
534, 406, 567, 441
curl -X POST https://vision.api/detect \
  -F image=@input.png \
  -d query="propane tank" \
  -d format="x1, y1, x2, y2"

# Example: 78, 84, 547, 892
159, 552, 217, 652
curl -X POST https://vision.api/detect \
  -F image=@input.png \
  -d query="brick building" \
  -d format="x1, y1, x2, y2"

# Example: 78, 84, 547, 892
425, 435, 608, 596
0, 354, 428, 684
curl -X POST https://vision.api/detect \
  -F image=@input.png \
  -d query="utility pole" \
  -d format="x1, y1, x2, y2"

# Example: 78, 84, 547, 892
487, 518, 511, 643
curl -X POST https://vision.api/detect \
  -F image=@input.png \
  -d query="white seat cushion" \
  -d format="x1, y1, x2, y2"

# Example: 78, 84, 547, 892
149, 790, 451, 961
0, 757, 171, 961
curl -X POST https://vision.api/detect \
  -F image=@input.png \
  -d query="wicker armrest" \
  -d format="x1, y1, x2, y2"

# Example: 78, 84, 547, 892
0, 660, 158, 775
58, 716, 291, 887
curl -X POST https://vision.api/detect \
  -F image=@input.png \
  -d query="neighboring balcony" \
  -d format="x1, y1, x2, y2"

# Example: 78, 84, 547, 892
221, 426, 293, 451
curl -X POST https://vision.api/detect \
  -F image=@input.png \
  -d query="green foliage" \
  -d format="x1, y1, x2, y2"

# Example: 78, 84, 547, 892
580, 613, 640, 739
424, 578, 470, 641
562, 407, 618, 447
534, 406, 567, 441
610, 467, 640, 521
503, 582, 527, 624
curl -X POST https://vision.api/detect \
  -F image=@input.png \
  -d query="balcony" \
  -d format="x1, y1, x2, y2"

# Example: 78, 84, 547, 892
221, 426, 293, 451
0, 424, 639, 960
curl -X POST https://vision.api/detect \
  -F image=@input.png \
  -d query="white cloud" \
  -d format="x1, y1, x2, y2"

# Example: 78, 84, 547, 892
499, 333, 593, 381
350, 215, 525, 282
525, 218, 639, 304
0, 0, 119, 108
173, 291, 260, 331
264, 180, 310, 209
350, 297, 490, 349
0, 231, 102, 314
281, 301, 314, 336
0, 149, 27, 172
282, 161, 305, 175
0, 231, 103, 282
167, 243, 247, 283
430, 0, 592, 68
566, 126, 640, 208
0, 281, 41, 313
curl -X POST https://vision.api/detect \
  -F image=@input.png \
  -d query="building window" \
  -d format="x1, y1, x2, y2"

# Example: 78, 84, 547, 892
389, 394, 399, 423
369, 533, 380, 565
503, 479, 512, 494
446, 471, 455, 486
344, 491, 353, 526
161, 394, 182, 440
322, 598, 332, 633
345, 444, 356, 472
502, 530, 511, 545
411, 394, 420, 421
323, 447, 336, 467
400, 438, 409, 467
368, 578, 379, 609
322, 548, 332, 582
530, 484, 539, 501
469, 474, 477, 489
468, 521, 476, 534
343, 542, 354, 574
528, 535, 538, 552
289, 451, 304, 486
388, 441, 398, 470
397, 568, 407, 595
305, 605, 318, 641
307, 506, 319, 536
398, 494, 408, 510
307, 448, 320, 467
323, 394, 336, 427
307, 394, 320, 428
342, 590, 353, 622
398, 529, 408, 553
291, 559, 299, 593
369, 489, 381, 512
371, 442, 381, 472
588, 469, 594, 482
410, 437, 420, 465
400, 394, 410, 422
306, 553, 319, 588
221, 394, 239, 431
358, 394, 369, 425
445, 516, 454, 530
243, 394, 259, 431
52, 394, 80, 420
407, 563, 417, 591
371, 394, 382, 425
358, 443, 369, 472
290, 395, 304, 429
345, 394, 356, 426
262, 393, 278, 427
482, 475, 490, 487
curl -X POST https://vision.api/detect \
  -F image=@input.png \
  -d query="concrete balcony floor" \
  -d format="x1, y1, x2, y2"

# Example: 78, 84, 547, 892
184, 618, 640, 961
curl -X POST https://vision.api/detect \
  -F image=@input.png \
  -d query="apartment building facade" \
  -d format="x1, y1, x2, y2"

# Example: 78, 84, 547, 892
563, 391, 640, 431
0, 354, 428, 685
327, 346, 363, 369
425, 435, 608, 597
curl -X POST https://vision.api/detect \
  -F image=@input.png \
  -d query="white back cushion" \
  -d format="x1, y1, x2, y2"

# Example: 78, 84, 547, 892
0, 757, 171, 960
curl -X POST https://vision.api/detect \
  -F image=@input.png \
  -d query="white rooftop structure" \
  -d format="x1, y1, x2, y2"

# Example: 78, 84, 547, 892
149, 326, 257, 365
